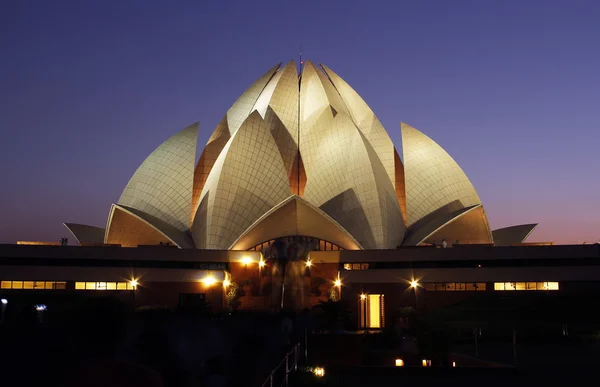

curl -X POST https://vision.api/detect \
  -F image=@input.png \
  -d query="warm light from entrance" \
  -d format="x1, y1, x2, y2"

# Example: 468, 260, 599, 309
395, 359, 404, 367
202, 276, 216, 286
368, 294, 381, 328
313, 367, 325, 377
422, 359, 428, 367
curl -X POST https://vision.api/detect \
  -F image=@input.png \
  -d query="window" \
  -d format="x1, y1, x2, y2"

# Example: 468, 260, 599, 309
74, 281, 132, 291
343, 263, 369, 271
360, 294, 385, 329
0, 280, 67, 290
494, 282, 559, 291
424, 282, 485, 291
435, 283, 446, 291
445, 283, 456, 291
456, 283, 465, 291
423, 283, 435, 291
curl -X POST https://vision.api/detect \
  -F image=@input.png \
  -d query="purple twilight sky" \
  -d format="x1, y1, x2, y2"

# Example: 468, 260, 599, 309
1, 0, 599, 245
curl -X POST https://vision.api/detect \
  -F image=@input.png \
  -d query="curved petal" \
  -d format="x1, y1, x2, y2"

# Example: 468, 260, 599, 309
229, 195, 362, 250
192, 111, 292, 249
118, 122, 198, 232
493, 224, 538, 246
63, 223, 105, 245
105, 204, 194, 248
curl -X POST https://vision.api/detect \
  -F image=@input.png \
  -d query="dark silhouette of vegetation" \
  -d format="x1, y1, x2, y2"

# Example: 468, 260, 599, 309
312, 299, 351, 333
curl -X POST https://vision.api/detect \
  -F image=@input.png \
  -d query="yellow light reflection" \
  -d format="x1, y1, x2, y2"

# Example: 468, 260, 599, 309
313, 367, 325, 377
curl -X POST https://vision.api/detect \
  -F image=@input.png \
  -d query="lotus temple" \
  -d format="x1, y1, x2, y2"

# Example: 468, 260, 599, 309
2, 60, 599, 327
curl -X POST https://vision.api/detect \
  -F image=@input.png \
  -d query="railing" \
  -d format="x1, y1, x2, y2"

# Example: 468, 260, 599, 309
261, 344, 299, 387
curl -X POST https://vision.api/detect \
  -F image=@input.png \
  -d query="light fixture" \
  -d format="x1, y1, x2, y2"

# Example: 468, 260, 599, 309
241, 256, 252, 265
1, 298, 7, 305
305, 259, 312, 268
360, 294, 366, 300
395, 359, 404, 367
410, 280, 418, 288
334, 279, 341, 287
35, 304, 47, 311
258, 259, 265, 268
223, 279, 230, 287
452, 361, 456, 367
202, 276, 216, 286
130, 279, 138, 288
313, 367, 325, 377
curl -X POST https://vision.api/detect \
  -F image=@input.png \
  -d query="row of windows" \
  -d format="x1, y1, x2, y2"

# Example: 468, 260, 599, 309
1, 281, 67, 290
423, 282, 486, 291
249, 237, 343, 252
343, 263, 370, 270
494, 282, 559, 291
75, 282, 135, 290
422, 282, 560, 291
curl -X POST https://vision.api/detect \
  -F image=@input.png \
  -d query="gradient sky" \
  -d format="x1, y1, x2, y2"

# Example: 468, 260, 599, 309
1, 0, 599, 245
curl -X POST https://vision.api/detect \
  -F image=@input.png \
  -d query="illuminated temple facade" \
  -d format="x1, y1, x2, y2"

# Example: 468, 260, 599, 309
64, 60, 536, 250
5, 61, 598, 329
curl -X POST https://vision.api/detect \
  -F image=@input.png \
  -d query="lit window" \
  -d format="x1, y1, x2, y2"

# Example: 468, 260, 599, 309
85, 282, 96, 290
107, 282, 117, 290
456, 283, 465, 291
359, 294, 384, 329
75, 282, 85, 290
117, 282, 127, 290
445, 283, 456, 291
494, 283, 504, 290
360, 263, 369, 270
504, 282, 516, 291
435, 283, 446, 291
539, 282, 559, 290
423, 283, 435, 291
352, 263, 361, 270
96, 282, 107, 290
516, 282, 526, 291
45, 282, 55, 289
1, 281, 11, 289
35, 281, 45, 290
343, 264, 352, 270
23, 281, 34, 289
12, 281, 23, 289
527, 282, 537, 290
127, 282, 134, 290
